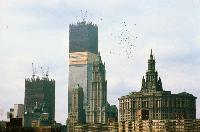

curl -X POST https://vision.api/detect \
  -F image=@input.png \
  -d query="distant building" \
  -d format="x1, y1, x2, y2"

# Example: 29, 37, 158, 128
119, 119, 200, 132
6, 114, 23, 132
119, 50, 196, 124
87, 53, 108, 124
67, 84, 85, 131
24, 75, 55, 127
68, 51, 97, 113
5, 112, 62, 132
14, 104, 24, 118
67, 21, 118, 129
73, 123, 116, 132
7, 104, 24, 121
107, 105, 118, 123
0, 121, 6, 132
68, 21, 98, 112
7, 108, 14, 121
68, 21, 98, 120
67, 53, 118, 132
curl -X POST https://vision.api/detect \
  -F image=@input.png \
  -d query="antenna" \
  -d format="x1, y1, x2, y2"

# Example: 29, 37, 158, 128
35, 67, 37, 77
32, 63, 35, 78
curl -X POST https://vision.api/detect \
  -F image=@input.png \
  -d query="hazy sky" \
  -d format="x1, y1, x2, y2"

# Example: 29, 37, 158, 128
0, 0, 200, 124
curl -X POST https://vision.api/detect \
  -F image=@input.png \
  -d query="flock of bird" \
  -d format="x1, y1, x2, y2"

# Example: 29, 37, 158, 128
108, 20, 138, 59
77, 9, 138, 59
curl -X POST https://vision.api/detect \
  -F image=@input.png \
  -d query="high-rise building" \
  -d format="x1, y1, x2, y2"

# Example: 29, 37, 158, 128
87, 53, 108, 124
67, 21, 118, 130
119, 50, 196, 123
68, 52, 97, 113
68, 21, 98, 114
69, 21, 98, 54
24, 75, 55, 127
14, 104, 24, 118
67, 84, 85, 131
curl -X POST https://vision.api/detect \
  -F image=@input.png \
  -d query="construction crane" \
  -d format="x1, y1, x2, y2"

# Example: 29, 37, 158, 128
41, 67, 45, 78
46, 66, 49, 78
32, 63, 36, 79
41, 66, 49, 78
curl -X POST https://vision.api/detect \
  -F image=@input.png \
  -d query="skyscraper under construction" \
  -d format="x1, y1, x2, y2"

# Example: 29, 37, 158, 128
69, 21, 98, 54
24, 72, 55, 127
68, 21, 98, 116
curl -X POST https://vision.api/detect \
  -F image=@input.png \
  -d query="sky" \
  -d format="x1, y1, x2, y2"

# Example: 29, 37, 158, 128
0, 0, 200, 124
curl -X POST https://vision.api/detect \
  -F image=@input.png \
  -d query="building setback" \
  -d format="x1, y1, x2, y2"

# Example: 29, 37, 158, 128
24, 75, 55, 127
119, 50, 196, 123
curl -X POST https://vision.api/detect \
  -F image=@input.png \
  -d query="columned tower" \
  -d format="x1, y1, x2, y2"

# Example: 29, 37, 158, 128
87, 53, 108, 124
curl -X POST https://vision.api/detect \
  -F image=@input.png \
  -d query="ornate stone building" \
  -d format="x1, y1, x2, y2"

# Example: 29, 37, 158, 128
119, 50, 197, 123
67, 21, 118, 131
67, 53, 118, 132
87, 53, 108, 124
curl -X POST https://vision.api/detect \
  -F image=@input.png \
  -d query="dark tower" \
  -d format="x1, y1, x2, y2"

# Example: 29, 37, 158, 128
24, 75, 55, 127
69, 21, 98, 54
68, 21, 98, 114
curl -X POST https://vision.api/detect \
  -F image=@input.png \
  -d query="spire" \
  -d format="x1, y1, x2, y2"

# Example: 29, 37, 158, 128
148, 49, 155, 71
141, 49, 163, 92
150, 49, 153, 60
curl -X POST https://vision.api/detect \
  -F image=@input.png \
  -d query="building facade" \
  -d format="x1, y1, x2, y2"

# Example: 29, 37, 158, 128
67, 84, 85, 131
24, 76, 55, 127
119, 50, 196, 124
7, 108, 14, 121
68, 51, 97, 113
67, 21, 118, 130
119, 119, 200, 132
87, 53, 108, 124
69, 21, 98, 54
14, 104, 24, 119
68, 21, 98, 120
